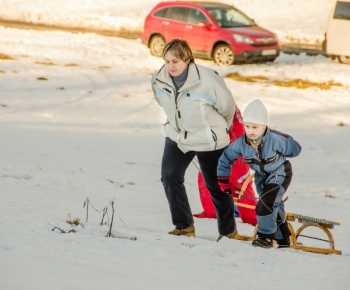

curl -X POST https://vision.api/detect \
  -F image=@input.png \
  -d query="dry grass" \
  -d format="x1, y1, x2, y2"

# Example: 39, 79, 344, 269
66, 214, 81, 226
65, 63, 79, 67
35, 61, 56, 66
338, 121, 345, 126
0, 103, 7, 107
274, 79, 342, 89
0, 53, 14, 60
227, 72, 343, 90
227, 72, 268, 82
37, 77, 48, 81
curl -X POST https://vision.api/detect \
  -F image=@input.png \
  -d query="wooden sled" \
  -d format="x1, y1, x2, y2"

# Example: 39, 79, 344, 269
232, 175, 342, 255
234, 202, 341, 255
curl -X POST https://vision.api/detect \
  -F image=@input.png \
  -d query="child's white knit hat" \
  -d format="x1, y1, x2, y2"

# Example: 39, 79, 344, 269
243, 99, 268, 125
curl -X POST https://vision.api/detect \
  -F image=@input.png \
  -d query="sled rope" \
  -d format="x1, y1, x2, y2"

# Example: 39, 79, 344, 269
234, 173, 254, 198
191, 157, 201, 172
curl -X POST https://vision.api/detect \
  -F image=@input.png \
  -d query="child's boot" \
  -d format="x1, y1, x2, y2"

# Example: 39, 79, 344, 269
252, 233, 274, 248
276, 236, 290, 248
276, 220, 291, 248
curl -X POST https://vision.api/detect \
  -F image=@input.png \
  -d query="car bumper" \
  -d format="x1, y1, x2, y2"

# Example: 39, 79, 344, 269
234, 49, 280, 62
141, 38, 148, 46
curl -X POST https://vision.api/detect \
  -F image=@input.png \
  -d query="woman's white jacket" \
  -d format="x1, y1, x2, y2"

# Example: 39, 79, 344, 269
151, 63, 236, 153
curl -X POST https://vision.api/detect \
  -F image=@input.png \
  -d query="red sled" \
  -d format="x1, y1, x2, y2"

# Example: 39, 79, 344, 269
193, 107, 257, 226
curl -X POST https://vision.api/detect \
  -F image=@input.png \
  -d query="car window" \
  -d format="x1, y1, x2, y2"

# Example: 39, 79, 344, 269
207, 9, 223, 26
166, 7, 189, 22
202, 5, 254, 27
334, 1, 350, 20
153, 8, 168, 18
187, 8, 209, 24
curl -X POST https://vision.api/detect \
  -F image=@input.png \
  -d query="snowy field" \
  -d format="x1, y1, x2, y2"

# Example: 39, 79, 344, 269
0, 0, 336, 45
1, 1, 350, 289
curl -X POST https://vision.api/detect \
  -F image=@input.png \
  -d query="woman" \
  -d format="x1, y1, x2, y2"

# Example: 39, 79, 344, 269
151, 39, 238, 239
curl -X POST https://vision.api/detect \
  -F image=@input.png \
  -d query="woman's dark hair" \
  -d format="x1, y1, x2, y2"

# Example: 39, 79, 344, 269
162, 39, 195, 63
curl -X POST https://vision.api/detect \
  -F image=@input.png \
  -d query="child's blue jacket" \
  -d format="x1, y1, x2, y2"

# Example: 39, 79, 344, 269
217, 128, 302, 186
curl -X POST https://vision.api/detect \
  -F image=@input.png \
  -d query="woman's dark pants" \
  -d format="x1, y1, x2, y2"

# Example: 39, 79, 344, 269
161, 137, 236, 235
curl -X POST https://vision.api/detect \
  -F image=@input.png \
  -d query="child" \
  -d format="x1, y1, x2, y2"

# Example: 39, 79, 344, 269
217, 99, 302, 248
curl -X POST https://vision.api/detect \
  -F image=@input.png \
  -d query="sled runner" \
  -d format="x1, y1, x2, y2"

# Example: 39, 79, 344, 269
285, 213, 341, 255
232, 174, 342, 255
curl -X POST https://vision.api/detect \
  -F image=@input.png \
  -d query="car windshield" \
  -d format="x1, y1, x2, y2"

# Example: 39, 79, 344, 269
200, 5, 254, 27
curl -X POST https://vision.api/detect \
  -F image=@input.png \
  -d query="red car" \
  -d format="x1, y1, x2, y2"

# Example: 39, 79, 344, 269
141, 1, 280, 65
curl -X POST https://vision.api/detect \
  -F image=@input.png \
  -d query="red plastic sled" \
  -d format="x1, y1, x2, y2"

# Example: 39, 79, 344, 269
193, 107, 257, 226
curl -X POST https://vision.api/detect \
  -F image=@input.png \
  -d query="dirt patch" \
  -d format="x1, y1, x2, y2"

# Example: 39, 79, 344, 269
0, 53, 14, 60
273, 79, 342, 89
227, 72, 343, 90
35, 61, 56, 65
0, 19, 141, 39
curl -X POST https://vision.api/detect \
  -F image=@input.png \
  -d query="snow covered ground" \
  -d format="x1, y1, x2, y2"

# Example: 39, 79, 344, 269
0, 0, 336, 45
1, 1, 350, 289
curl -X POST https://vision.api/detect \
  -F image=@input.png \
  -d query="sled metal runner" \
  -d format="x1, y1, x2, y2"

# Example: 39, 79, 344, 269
232, 174, 342, 255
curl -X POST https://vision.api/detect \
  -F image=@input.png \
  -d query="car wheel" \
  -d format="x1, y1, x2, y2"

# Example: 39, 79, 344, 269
149, 35, 165, 57
338, 55, 350, 64
213, 45, 234, 65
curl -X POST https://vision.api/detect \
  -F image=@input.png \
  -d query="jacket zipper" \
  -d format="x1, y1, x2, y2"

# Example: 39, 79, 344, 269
211, 130, 218, 150
257, 143, 267, 176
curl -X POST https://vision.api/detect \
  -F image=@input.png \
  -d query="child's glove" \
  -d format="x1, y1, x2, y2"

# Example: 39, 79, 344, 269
218, 176, 231, 194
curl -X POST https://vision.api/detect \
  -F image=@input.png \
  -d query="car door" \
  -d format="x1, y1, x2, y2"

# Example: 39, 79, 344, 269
184, 8, 214, 53
162, 7, 189, 41
327, 0, 350, 56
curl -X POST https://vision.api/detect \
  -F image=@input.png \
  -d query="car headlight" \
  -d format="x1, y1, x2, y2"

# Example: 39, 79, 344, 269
233, 34, 254, 44
273, 33, 278, 42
